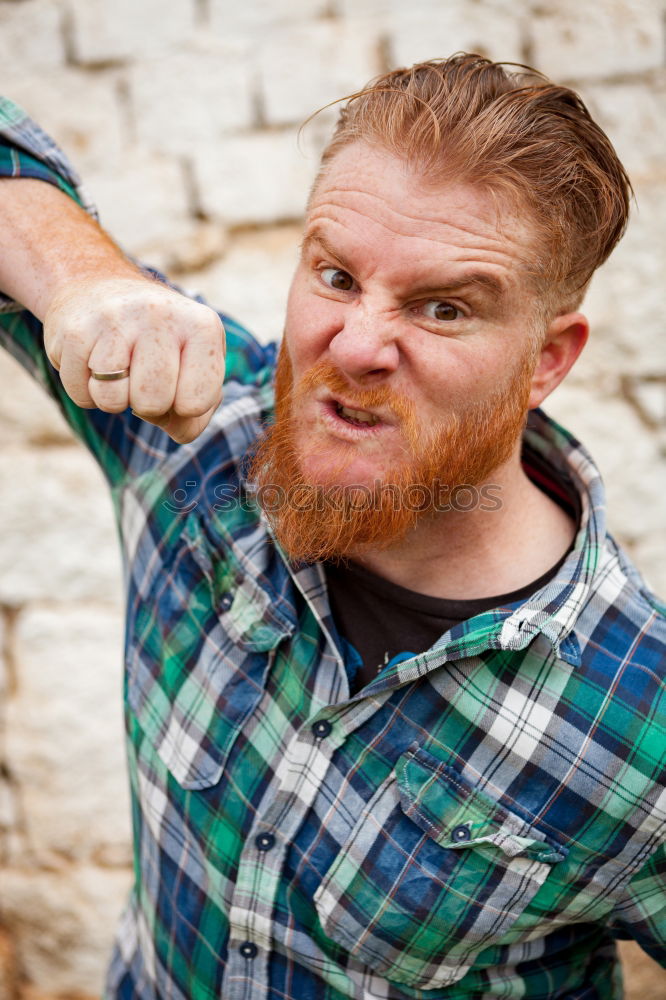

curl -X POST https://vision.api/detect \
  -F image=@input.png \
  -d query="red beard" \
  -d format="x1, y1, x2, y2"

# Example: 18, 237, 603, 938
247, 344, 534, 563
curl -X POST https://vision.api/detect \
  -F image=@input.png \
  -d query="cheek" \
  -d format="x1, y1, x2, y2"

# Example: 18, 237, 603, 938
408, 349, 500, 419
284, 280, 342, 373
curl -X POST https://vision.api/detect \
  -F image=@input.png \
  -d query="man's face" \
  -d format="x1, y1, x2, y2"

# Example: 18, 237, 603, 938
251, 143, 546, 562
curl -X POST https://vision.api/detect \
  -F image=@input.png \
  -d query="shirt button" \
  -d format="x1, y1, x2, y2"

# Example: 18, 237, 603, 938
312, 719, 332, 739
255, 832, 276, 852
451, 824, 471, 843
220, 593, 233, 611
239, 941, 257, 959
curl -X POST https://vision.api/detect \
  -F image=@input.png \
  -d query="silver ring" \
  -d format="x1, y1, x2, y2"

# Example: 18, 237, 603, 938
90, 367, 130, 382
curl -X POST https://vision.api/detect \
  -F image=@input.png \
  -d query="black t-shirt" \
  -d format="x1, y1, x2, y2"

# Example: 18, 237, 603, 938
325, 448, 580, 693
325, 550, 571, 693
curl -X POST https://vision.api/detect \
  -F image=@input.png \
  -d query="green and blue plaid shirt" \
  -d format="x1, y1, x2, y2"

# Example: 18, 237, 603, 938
0, 99, 665, 1000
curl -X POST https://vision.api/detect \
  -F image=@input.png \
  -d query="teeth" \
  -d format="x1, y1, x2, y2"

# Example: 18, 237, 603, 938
339, 405, 379, 426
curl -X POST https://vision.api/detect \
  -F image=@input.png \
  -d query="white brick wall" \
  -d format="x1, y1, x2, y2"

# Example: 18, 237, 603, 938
66, 0, 196, 64
0, 448, 122, 606
7, 68, 125, 173
386, 1, 525, 67
189, 226, 302, 344
193, 130, 317, 225
6, 605, 130, 863
256, 22, 381, 125
130, 40, 256, 155
2, 866, 132, 995
579, 180, 666, 379
0, 1, 665, 997
580, 79, 666, 179
0, 0, 66, 79
529, 0, 664, 79
209, 0, 330, 34
87, 153, 194, 254
0, 352, 74, 447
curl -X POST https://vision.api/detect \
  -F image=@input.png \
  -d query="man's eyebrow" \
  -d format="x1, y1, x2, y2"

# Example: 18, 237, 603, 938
422, 270, 507, 300
390, 267, 508, 303
300, 231, 354, 273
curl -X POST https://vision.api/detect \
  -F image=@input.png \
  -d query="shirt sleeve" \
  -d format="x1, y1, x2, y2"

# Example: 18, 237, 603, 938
0, 96, 276, 489
609, 841, 666, 967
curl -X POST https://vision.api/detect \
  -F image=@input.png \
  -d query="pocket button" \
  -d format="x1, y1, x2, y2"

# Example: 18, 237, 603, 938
451, 824, 471, 843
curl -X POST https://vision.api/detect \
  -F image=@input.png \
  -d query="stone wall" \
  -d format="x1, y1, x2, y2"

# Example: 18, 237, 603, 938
0, 1, 664, 997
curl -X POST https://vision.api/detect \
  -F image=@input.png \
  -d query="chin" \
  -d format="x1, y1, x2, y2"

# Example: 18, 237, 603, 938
298, 448, 392, 492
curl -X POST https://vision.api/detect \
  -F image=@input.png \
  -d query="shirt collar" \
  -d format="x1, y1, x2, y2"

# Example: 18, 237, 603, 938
495, 407, 607, 667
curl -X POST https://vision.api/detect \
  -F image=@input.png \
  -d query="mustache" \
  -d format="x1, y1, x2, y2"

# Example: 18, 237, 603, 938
295, 360, 407, 410
293, 360, 419, 444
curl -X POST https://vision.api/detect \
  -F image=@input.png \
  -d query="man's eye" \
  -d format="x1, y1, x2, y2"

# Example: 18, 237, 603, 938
423, 300, 462, 322
321, 267, 354, 291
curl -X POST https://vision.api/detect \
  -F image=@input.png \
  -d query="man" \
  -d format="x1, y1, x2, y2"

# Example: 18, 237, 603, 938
0, 55, 664, 1000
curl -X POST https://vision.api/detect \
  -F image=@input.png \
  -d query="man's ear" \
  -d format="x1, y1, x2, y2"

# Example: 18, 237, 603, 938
528, 312, 589, 409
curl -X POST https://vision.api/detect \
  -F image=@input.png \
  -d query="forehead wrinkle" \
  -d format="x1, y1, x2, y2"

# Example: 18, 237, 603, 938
308, 187, 526, 274
305, 213, 521, 299
313, 170, 511, 230
313, 183, 500, 237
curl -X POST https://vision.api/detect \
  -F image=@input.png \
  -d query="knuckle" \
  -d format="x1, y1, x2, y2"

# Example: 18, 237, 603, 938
68, 392, 95, 408
129, 401, 169, 419
97, 400, 128, 414
174, 402, 209, 419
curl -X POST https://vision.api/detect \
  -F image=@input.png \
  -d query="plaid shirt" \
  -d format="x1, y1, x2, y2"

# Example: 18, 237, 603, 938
1, 99, 665, 1000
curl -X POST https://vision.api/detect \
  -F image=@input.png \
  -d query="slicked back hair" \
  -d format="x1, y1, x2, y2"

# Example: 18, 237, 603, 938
314, 54, 632, 315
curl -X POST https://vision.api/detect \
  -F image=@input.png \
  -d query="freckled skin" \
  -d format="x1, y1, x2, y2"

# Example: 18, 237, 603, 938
46, 275, 227, 439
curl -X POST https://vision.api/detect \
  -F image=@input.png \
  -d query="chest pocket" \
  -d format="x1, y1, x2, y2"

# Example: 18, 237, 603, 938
314, 744, 567, 991
126, 512, 293, 789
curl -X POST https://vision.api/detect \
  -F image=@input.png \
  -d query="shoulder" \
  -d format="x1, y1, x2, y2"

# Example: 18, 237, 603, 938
577, 533, 666, 670
573, 535, 665, 754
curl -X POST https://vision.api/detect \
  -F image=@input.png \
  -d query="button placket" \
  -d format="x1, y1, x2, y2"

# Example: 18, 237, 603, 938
227, 718, 344, 983
312, 719, 332, 739
255, 832, 276, 852
223, 645, 393, 998
239, 940, 257, 959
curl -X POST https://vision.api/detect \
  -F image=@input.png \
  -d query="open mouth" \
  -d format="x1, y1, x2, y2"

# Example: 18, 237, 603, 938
335, 402, 380, 427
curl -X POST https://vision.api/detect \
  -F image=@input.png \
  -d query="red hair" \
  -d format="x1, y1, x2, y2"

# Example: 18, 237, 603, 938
315, 54, 632, 312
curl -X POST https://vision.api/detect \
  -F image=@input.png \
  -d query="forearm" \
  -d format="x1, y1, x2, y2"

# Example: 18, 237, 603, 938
0, 177, 142, 321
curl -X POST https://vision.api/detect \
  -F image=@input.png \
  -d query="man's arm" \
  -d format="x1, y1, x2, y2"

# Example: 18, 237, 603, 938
0, 176, 226, 444
609, 841, 666, 967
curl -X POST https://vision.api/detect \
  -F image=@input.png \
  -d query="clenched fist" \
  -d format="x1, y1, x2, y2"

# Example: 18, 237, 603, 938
44, 276, 226, 443
0, 178, 226, 444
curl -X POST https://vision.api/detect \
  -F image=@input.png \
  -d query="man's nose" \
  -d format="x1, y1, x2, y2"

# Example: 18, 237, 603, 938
327, 302, 400, 381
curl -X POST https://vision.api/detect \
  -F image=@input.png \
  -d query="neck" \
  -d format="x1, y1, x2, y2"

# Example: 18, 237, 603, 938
353, 449, 576, 600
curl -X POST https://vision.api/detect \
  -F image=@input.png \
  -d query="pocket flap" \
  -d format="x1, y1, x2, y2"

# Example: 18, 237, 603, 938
187, 513, 294, 652
396, 746, 567, 864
